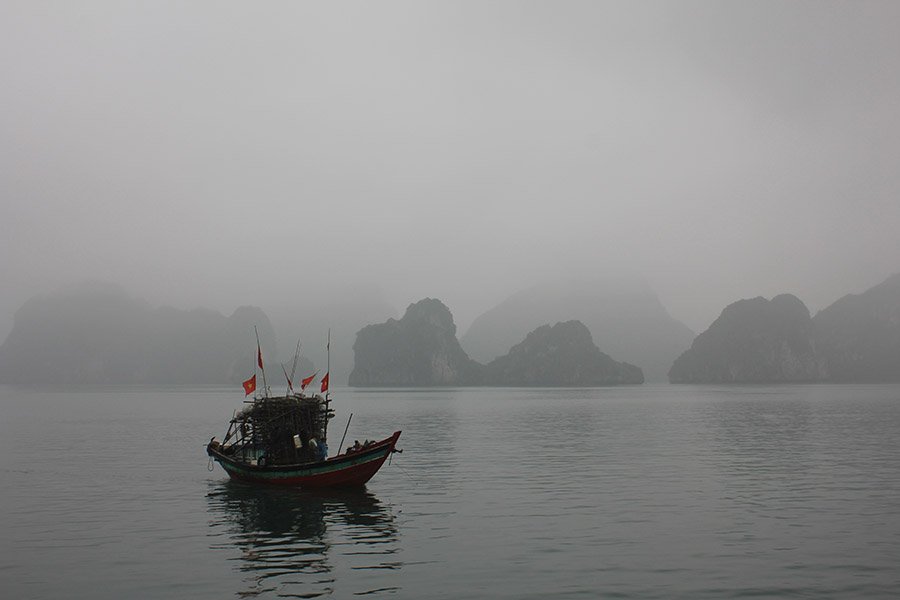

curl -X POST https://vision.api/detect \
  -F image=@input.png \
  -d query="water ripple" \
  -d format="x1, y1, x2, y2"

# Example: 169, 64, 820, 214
205, 482, 400, 598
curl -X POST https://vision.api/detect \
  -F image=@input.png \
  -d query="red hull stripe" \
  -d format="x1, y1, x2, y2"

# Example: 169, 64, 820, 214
210, 431, 400, 487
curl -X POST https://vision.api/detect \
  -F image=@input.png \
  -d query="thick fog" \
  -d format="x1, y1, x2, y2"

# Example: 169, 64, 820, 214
3, 1, 899, 339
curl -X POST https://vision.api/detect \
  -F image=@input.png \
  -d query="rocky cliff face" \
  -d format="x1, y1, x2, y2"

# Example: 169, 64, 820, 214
668, 294, 827, 383
459, 279, 693, 382
813, 273, 900, 382
0, 283, 288, 384
485, 320, 643, 386
348, 298, 483, 386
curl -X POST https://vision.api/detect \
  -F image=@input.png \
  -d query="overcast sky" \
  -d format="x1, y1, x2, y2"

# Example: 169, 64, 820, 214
2, 1, 899, 338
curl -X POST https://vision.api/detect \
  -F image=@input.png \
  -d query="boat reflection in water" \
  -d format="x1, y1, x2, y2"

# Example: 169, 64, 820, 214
206, 481, 401, 598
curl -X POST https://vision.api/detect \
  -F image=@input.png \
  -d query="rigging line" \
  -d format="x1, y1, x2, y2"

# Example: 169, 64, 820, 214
289, 338, 302, 383
391, 461, 421, 487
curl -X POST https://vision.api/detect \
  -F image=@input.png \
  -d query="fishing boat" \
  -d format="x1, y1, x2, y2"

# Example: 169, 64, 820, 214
206, 329, 401, 487
206, 423, 401, 487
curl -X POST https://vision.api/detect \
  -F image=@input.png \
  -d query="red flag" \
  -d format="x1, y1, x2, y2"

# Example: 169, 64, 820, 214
257, 343, 264, 369
242, 374, 257, 396
281, 364, 293, 392
320, 372, 329, 393
300, 372, 317, 390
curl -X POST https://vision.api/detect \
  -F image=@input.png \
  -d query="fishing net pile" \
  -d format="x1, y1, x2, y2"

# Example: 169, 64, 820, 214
224, 395, 333, 465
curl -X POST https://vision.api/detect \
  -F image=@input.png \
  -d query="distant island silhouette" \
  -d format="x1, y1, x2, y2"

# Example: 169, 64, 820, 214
349, 298, 643, 387
669, 273, 900, 383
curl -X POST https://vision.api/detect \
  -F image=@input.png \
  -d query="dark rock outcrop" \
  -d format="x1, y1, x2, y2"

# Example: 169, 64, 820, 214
485, 320, 643, 386
348, 298, 483, 386
0, 283, 296, 384
460, 279, 693, 382
668, 294, 826, 383
813, 273, 900, 382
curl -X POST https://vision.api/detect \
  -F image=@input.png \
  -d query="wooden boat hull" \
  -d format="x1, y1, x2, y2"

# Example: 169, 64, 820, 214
208, 431, 401, 487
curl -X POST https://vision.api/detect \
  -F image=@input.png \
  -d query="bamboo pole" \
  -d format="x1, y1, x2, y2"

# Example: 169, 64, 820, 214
338, 413, 353, 456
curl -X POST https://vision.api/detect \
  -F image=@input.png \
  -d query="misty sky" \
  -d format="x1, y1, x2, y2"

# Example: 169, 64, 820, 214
3, 1, 899, 340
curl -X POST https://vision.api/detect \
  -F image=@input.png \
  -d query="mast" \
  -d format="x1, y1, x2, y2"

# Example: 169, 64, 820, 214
326, 328, 331, 402
324, 328, 331, 442
289, 338, 302, 389
255, 325, 269, 398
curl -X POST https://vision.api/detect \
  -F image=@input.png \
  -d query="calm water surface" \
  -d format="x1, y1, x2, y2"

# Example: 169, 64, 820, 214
2, 384, 899, 598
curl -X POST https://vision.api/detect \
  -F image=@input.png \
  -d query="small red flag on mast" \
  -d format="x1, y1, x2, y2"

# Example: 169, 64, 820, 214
242, 374, 257, 396
320, 372, 329, 393
300, 371, 317, 390
281, 364, 293, 392
257, 343, 264, 369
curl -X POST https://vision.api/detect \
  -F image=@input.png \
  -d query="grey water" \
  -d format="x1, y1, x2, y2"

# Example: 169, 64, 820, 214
2, 384, 899, 599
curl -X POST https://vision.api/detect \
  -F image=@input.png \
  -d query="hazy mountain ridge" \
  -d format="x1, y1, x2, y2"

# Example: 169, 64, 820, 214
813, 273, 900, 382
669, 273, 900, 383
460, 279, 694, 382
4, 273, 897, 386
349, 300, 643, 387
0, 283, 296, 385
